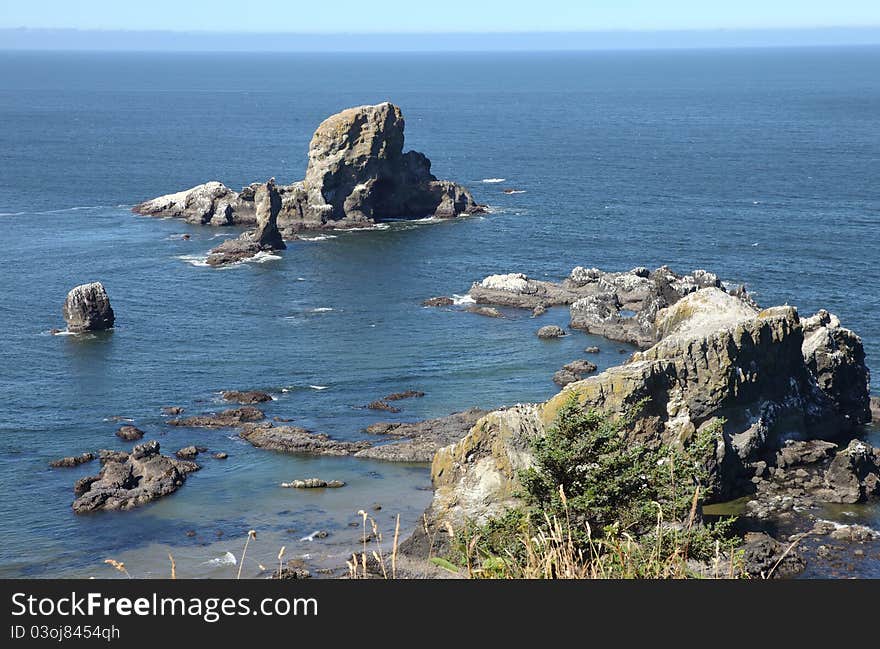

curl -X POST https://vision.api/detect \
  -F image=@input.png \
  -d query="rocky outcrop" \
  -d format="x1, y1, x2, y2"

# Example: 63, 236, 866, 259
280, 479, 345, 489
133, 103, 484, 232
427, 288, 871, 527
552, 359, 597, 387
239, 424, 370, 456
205, 179, 287, 266
821, 439, 880, 503
168, 407, 265, 428
133, 181, 254, 226
72, 441, 199, 513
465, 305, 504, 319
467, 266, 741, 348
536, 325, 565, 339
872, 396, 880, 421
115, 425, 144, 441
49, 453, 95, 468
62, 282, 115, 333
354, 408, 489, 463
741, 532, 806, 579
222, 390, 273, 404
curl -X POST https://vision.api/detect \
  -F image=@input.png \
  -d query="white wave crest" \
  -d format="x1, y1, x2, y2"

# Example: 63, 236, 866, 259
481, 178, 506, 183
300, 234, 338, 241
309, 385, 329, 390
205, 551, 237, 566
177, 254, 210, 267
452, 294, 476, 305
246, 251, 282, 263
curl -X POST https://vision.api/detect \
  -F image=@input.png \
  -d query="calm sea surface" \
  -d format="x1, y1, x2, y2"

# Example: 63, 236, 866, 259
0, 48, 877, 577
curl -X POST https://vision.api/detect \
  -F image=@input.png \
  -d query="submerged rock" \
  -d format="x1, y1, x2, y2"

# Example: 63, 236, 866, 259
367, 400, 401, 413
49, 453, 95, 468
870, 396, 880, 421
72, 441, 200, 513
239, 424, 370, 456
133, 103, 484, 232
168, 407, 265, 428
62, 282, 115, 333
465, 305, 504, 319
383, 390, 425, 401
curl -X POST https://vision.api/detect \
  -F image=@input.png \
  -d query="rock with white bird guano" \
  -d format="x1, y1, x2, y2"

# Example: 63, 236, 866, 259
133, 103, 484, 232
62, 282, 115, 333
280, 479, 345, 489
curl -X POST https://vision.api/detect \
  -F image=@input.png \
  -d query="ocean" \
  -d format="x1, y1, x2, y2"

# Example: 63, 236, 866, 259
0, 47, 877, 578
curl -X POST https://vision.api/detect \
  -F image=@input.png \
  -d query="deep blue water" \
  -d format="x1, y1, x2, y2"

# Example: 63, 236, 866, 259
0, 48, 878, 578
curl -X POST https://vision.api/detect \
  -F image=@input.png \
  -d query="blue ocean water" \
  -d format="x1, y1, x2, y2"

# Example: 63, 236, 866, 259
0, 48, 878, 578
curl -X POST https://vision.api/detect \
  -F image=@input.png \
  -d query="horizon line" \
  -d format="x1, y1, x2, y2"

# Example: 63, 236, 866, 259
2, 26, 880, 52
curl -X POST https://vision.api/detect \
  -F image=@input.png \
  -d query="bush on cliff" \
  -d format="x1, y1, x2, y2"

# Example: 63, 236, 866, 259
454, 396, 741, 578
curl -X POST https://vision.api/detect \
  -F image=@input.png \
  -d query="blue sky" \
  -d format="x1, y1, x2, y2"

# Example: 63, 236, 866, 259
2, 0, 880, 32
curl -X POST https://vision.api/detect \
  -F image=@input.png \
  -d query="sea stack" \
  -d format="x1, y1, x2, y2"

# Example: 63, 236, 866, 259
133, 102, 485, 232
62, 282, 115, 333
205, 178, 287, 267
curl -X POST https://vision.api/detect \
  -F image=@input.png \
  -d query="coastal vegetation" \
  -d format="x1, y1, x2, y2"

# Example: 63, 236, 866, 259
447, 398, 743, 578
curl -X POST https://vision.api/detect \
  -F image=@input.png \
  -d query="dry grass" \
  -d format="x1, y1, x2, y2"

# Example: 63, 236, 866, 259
455, 488, 745, 579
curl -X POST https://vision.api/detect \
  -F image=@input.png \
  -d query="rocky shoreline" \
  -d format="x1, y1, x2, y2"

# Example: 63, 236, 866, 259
49, 261, 878, 578
399, 274, 877, 578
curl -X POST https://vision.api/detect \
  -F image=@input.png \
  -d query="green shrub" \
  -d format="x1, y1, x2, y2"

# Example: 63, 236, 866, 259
456, 396, 741, 576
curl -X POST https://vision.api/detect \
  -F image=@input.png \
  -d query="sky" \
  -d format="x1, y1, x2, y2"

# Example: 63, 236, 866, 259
2, 0, 880, 33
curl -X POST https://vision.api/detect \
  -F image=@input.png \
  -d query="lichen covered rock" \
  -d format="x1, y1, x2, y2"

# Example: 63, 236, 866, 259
62, 282, 115, 333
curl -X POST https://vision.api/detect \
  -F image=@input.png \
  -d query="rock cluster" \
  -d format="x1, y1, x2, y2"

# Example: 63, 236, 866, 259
222, 390, 273, 404
167, 407, 265, 428
49, 453, 95, 468
62, 282, 115, 333
205, 179, 287, 266
552, 359, 598, 387
467, 265, 746, 347
133, 103, 484, 233
72, 441, 200, 513
239, 424, 371, 456
355, 408, 489, 463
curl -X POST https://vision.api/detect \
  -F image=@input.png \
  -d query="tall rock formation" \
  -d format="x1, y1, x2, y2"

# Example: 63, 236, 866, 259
133, 103, 484, 233
62, 282, 115, 333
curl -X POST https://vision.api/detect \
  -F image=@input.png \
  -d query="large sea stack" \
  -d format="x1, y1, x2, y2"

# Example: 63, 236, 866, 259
62, 282, 115, 333
133, 102, 485, 233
